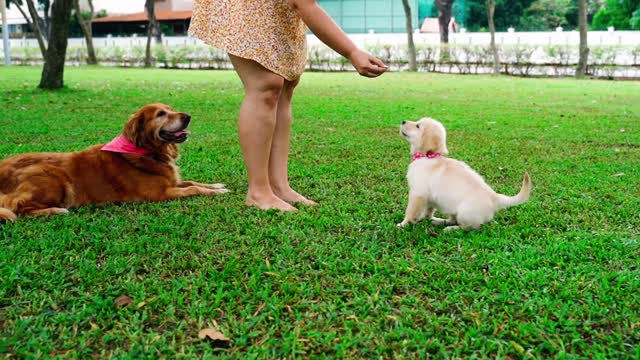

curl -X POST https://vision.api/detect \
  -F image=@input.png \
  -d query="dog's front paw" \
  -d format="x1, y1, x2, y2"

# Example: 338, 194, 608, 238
397, 221, 409, 227
431, 217, 447, 226
210, 183, 226, 189
214, 187, 230, 195
203, 187, 230, 196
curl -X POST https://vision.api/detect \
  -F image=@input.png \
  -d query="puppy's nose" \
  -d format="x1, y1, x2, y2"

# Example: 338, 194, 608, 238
402, 121, 406, 125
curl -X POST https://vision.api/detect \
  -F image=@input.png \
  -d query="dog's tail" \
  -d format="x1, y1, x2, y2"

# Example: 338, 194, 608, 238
0, 194, 18, 222
495, 172, 532, 210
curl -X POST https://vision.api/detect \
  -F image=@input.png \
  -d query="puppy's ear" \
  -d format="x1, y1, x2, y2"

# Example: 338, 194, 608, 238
123, 111, 146, 147
421, 128, 448, 154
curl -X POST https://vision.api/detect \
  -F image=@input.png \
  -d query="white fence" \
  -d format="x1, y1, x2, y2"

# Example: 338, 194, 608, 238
3, 30, 639, 50
2, 31, 639, 78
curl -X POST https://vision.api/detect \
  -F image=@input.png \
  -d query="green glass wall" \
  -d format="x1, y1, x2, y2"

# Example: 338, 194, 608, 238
319, 0, 468, 34
318, 0, 420, 33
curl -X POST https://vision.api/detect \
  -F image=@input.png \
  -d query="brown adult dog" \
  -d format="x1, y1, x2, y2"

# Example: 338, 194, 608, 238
0, 103, 228, 222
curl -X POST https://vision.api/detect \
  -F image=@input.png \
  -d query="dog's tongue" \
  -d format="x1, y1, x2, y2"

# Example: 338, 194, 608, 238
173, 130, 190, 136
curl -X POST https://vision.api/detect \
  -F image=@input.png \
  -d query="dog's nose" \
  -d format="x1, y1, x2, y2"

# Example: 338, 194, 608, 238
402, 121, 406, 125
182, 114, 191, 125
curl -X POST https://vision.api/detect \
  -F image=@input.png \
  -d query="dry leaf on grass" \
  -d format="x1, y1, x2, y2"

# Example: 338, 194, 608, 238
114, 295, 134, 307
198, 328, 232, 347
137, 297, 155, 308
253, 302, 266, 317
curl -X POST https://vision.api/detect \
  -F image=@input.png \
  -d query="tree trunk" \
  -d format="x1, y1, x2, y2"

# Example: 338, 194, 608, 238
42, 0, 51, 37
73, 0, 97, 64
145, 0, 159, 67
435, 0, 453, 44
486, 0, 500, 74
576, 0, 589, 78
39, 0, 73, 89
24, 0, 47, 57
401, 0, 417, 71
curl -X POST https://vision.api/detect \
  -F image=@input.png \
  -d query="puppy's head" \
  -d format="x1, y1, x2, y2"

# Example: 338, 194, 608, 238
400, 117, 449, 155
123, 103, 191, 150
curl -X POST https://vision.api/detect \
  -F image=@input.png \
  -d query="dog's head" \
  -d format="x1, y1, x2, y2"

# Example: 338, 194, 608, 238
400, 117, 449, 155
123, 103, 191, 150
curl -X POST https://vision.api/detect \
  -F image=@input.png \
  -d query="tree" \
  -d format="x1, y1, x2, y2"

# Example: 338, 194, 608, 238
435, 0, 454, 43
576, 0, 589, 77
464, 0, 536, 31
144, 0, 161, 67
7, 0, 56, 57
486, 0, 500, 74
520, 0, 572, 30
73, 0, 96, 64
631, 8, 640, 29
592, 0, 640, 30
39, 0, 73, 89
401, 0, 417, 71
25, 0, 47, 56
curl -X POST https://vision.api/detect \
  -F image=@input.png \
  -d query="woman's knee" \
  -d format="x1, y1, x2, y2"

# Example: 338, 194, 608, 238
248, 74, 285, 107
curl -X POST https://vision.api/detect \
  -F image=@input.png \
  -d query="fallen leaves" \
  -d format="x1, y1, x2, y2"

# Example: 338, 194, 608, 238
114, 295, 155, 309
198, 328, 232, 347
114, 295, 134, 308
253, 302, 266, 317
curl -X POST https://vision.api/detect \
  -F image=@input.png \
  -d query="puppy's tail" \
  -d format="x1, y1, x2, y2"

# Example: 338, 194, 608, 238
0, 194, 18, 222
495, 172, 532, 210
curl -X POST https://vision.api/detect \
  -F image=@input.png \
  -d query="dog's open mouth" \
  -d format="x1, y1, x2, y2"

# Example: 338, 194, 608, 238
401, 130, 408, 137
160, 129, 191, 143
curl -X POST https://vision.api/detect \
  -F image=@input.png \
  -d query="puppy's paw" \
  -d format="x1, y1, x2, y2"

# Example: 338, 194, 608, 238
443, 225, 461, 232
431, 217, 447, 226
397, 221, 409, 227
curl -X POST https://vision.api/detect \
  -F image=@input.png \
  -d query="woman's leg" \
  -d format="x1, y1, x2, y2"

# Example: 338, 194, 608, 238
269, 78, 316, 206
229, 54, 297, 211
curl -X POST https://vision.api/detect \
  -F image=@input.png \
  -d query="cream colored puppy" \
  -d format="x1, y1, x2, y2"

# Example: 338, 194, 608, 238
397, 118, 532, 231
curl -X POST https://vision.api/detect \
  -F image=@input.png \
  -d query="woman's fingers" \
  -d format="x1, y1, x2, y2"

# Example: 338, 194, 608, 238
364, 62, 387, 77
370, 56, 387, 69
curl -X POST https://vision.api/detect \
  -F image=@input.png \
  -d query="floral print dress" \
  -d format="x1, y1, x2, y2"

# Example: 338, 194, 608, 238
189, 0, 308, 81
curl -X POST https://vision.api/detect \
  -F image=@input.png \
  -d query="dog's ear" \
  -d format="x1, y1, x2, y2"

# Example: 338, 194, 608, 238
421, 127, 448, 155
123, 111, 146, 147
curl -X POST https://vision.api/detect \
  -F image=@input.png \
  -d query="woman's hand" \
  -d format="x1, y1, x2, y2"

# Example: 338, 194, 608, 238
290, 0, 387, 78
348, 49, 388, 78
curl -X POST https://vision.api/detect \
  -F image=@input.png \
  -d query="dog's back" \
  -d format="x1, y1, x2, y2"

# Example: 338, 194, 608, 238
0, 149, 90, 221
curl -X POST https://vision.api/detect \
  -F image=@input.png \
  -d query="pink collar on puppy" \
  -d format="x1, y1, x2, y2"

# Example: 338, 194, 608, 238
412, 151, 441, 162
101, 135, 151, 155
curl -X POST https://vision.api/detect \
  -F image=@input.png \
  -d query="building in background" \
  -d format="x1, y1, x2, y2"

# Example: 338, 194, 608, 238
3, 0, 469, 38
91, 0, 193, 36
318, 0, 420, 33
89, 0, 467, 37
2, 3, 39, 38
317, 0, 467, 34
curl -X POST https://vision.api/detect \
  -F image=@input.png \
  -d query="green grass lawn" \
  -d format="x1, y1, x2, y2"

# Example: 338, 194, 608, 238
1, 66, 639, 358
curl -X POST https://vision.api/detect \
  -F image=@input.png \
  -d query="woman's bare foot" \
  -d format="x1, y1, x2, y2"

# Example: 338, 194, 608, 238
273, 187, 317, 206
246, 191, 298, 212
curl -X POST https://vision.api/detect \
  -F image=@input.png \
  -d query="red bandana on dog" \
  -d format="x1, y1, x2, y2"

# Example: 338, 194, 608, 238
412, 151, 441, 162
101, 135, 151, 155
